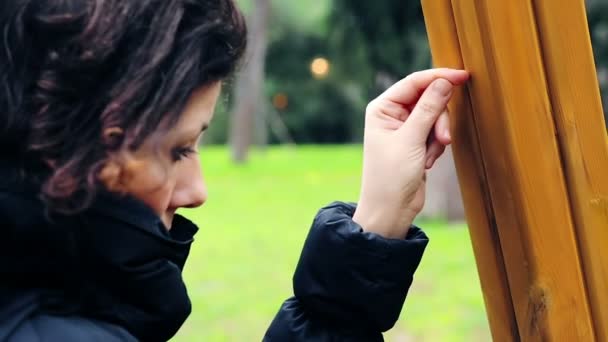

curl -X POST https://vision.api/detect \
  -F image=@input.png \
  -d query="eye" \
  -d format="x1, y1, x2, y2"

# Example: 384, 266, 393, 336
171, 146, 196, 162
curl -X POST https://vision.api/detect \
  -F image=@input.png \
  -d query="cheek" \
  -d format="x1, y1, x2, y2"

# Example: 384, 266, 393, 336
123, 158, 174, 216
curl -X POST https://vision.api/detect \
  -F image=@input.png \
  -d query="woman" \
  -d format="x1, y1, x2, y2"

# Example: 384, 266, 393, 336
0, 0, 469, 341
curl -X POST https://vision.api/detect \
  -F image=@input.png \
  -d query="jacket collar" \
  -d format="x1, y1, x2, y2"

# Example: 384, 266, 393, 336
0, 159, 199, 247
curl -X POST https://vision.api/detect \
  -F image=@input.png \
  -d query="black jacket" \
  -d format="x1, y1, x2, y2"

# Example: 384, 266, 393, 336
0, 165, 428, 341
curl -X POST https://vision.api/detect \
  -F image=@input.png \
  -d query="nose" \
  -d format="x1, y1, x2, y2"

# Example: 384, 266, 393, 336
183, 174, 207, 209
172, 165, 208, 210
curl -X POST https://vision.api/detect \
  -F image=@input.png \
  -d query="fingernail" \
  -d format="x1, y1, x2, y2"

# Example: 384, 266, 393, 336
433, 79, 453, 96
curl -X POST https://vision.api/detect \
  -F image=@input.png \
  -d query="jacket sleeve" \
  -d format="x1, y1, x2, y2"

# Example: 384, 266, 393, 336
263, 202, 429, 341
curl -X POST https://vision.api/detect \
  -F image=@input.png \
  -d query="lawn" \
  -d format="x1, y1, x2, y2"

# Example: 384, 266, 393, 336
171, 145, 491, 342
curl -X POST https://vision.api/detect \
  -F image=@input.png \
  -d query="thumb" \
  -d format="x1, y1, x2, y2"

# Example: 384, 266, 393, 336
399, 78, 453, 145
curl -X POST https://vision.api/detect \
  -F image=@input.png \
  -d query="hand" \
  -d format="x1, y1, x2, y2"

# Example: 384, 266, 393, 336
352, 68, 469, 239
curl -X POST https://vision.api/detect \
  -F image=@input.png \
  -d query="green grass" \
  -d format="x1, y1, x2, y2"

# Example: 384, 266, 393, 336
171, 145, 491, 342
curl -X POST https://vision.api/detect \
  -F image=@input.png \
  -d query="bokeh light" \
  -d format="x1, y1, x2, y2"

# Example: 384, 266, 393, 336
272, 93, 289, 110
310, 57, 330, 79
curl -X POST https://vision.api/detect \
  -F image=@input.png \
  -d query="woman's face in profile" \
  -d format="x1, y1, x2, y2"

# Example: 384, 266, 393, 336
116, 82, 221, 229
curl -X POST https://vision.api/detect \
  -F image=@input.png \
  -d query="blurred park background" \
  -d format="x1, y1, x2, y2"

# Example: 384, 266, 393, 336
172, 0, 608, 341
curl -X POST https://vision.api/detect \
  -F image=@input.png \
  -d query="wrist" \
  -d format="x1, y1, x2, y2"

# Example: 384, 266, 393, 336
352, 203, 416, 239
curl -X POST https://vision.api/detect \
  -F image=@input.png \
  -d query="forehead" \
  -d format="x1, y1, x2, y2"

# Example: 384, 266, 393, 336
177, 82, 222, 129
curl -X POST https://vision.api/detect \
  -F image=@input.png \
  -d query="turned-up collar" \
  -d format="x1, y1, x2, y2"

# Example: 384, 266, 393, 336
0, 159, 199, 246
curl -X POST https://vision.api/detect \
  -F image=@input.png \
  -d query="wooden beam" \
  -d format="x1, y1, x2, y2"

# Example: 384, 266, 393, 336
422, 0, 599, 339
421, 1, 519, 340
452, 0, 595, 339
533, 0, 608, 340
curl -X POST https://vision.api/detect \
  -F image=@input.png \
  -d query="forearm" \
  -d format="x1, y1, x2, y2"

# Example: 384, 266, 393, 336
264, 202, 428, 341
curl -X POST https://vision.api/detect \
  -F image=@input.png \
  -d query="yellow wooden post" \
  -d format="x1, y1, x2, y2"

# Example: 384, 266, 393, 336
421, 1, 519, 340
422, 0, 607, 340
533, 1, 608, 339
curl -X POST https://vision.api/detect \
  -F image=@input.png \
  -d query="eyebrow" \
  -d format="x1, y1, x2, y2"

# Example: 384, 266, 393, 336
180, 123, 209, 144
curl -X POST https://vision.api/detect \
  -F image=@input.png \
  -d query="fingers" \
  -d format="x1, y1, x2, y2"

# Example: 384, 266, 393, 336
399, 78, 454, 145
425, 138, 446, 169
426, 110, 451, 169
434, 110, 451, 145
378, 68, 469, 107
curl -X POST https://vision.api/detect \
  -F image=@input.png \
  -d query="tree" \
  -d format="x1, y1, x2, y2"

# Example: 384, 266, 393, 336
229, 0, 270, 163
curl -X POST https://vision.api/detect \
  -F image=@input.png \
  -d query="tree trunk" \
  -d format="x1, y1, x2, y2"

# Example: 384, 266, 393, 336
419, 146, 465, 222
229, 0, 270, 163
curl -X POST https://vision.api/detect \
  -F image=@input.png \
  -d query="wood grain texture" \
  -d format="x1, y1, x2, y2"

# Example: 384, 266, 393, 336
421, 1, 519, 340
533, 1, 608, 340
448, 0, 596, 340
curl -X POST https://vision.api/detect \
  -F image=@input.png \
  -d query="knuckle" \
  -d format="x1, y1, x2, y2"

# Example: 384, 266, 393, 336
365, 99, 379, 114
404, 72, 419, 82
418, 102, 439, 116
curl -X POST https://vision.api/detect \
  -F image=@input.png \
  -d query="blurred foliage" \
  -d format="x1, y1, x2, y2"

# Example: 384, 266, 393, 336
263, 28, 361, 143
204, 1, 607, 145
588, 0, 608, 122
326, 0, 431, 95
205, 0, 429, 144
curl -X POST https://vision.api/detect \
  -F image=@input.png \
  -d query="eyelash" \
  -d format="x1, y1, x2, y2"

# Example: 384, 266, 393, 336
172, 146, 196, 162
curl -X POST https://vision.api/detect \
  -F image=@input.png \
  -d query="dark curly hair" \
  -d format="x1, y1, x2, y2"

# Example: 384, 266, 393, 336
0, 0, 247, 213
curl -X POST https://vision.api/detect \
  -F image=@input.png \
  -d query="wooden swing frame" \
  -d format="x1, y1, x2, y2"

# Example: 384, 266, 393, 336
421, 0, 608, 340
